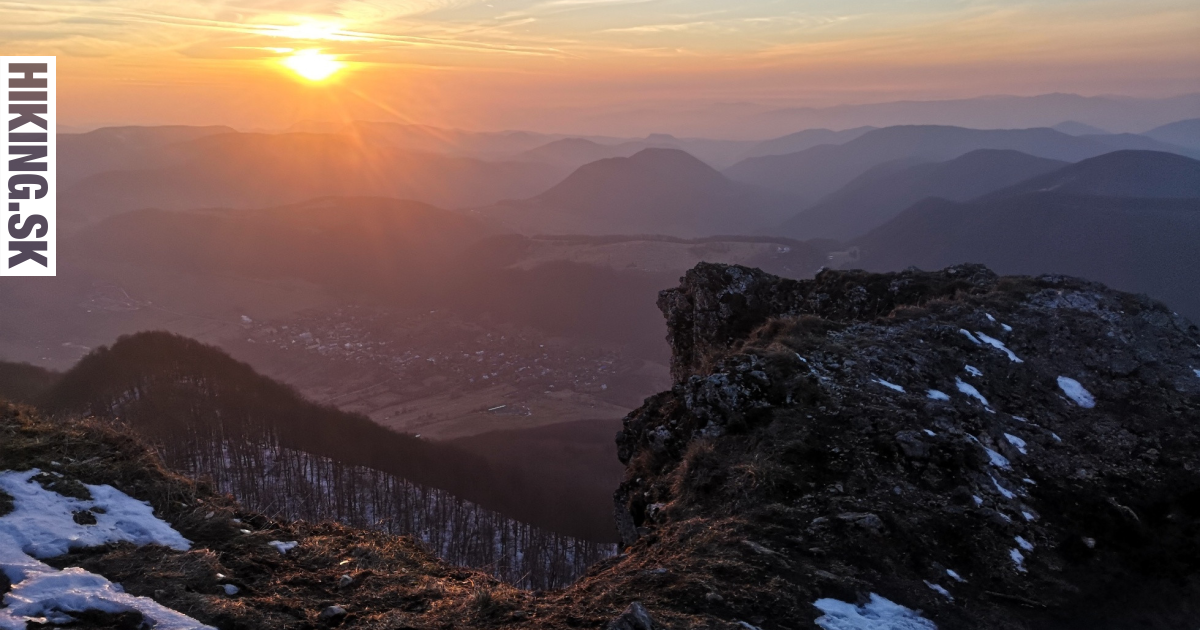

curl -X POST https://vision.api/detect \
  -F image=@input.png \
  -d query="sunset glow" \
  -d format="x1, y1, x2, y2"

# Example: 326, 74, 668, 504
281, 49, 344, 82
0, 0, 1195, 132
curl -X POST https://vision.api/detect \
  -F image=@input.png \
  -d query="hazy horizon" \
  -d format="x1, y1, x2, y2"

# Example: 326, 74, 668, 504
5, 0, 1197, 136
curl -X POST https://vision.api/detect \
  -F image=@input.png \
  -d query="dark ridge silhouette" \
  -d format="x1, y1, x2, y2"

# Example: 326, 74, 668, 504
60, 131, 566, 223
482, 148, 803, 237
852, 193, 1200, 322
779, 149, 1068, 241
723, 124, 1197, 201
984, 150, 1200, 199
35, 331, 618, 546
1142, 118, 1200, 150
0, 361, 60, 405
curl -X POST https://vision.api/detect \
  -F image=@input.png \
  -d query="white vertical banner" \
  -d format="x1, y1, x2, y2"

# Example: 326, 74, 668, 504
2, 56, 55, 276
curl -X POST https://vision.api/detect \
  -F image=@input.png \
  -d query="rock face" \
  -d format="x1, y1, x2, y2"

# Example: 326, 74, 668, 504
614, 263, 1200, 628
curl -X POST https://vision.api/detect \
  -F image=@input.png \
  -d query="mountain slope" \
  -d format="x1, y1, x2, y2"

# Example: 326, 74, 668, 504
1142, 118, 1200, 150
853, 193, 1200, 322
779, 149, 1068, 241
736, 126, 875, 160
482, 148, 803, 237
724, 125, 1193, 201
57, 125, 237, 189
33, 331, 618, 546
985, 150, 1200, 199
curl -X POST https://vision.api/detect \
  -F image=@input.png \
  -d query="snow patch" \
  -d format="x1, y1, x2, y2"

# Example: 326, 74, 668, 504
223, 584, 239, 596
1193, 368, 1200, 378
985, 314, 996, 322
813, 593, 937, 630
1022, 511, 1037, 522
964, 365, 982, 377
0, 471, 210, 630
1057, 376, 1095, 408
1051, 433, 1063, 443
874, 378, 905, 393
0, 470, 190, 558
1011, 415, 1028, 423
1015, 536, 1034, 552
975, 332, 1023, 363
926, 389, 950, 401
1004, 433, 1027, 455
955, 378, 990, 409
922, 429, 936, 437
268, 540, 299, 554
946, 569, 966, 583
960, 329, 981, 344
1001, 323, 1013, 332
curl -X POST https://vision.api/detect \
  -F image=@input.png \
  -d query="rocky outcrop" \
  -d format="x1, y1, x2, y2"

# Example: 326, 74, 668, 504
614, 263, 1200, 628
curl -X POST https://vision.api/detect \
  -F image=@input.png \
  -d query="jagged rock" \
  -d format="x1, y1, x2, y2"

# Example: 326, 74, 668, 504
615, 263, 1200, 627
606, 601, 654, 630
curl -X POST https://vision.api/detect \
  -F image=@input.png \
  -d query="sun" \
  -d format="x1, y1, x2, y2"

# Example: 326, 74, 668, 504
281, 49, 344, 82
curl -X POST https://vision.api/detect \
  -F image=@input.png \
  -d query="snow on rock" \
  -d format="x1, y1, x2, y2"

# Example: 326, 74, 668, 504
1022, 510, 1037, 522
1010, 548, 1027, 573
223, 584, 239, 596
990, 474, 1016, 500
1001, 323, 1013, 332
974, 332, 1023, 363
268, 540, 299, 554
926, 390, 950, 401
963, 365, 982, 377
983, 446, 1010, 469
959, 329, 980, 345
1057, 376, 1096, 408
0, 470, 191, 558
922, 429, 936, 437
1004, 433, 1027, 455
946, 569, 965, 583
1193, 368, 1200, 379
923, 581, 953, 601
955, 378, 990, 409
874, 378, 905, 393
0, 470, 211, 630
1015, 536, 1034, 551
813, 593, 937, 630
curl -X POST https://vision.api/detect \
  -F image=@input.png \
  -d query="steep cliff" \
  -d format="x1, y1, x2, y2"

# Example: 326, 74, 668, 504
608, 263, 1200, 628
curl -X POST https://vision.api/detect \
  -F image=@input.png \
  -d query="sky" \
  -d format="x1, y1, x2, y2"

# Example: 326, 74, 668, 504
2, 0, 1198, 134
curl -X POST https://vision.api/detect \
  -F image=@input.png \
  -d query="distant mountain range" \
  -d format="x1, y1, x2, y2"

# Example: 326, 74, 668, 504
779, 149, 1069, 241
59, 131, 569, 224
983, 150, 1200, 199
847, 150, 1200, 322
480, 148, 803, 237
724, 124, 1198, 202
